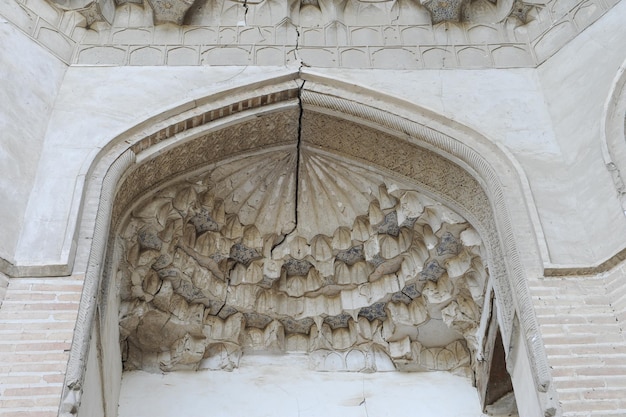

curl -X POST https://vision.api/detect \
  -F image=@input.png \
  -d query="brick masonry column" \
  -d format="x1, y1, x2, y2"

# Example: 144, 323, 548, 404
529, 269, 626, 416
0, 275, 84, 417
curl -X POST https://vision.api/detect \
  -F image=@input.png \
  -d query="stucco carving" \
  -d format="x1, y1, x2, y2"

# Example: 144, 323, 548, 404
53, 0, 545, 27
52, 81, 557, 415
119, 148, 488, 374
49, 0, 115, 24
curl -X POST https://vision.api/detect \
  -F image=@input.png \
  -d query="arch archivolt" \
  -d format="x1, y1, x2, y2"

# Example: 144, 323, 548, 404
62, 76, 554, 416
603, 59, 626, 213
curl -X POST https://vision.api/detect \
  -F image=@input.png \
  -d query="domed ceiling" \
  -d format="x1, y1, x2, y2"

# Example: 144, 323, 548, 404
118, 134, 489, 376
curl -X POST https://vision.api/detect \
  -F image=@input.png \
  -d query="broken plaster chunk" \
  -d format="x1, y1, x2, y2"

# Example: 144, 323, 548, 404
398, 191, 424, 225
441, 297, 479, 333
263, 258, 283, 279
389, 336, 413, 360
460, 228, 482, 247
200, 342, 242, 371
445, 250, 473, 279
167, 333, 206, 370
422, 274, 454, 304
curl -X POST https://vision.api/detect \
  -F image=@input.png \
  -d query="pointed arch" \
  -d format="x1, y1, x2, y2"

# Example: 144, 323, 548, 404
61, 73, 555, 417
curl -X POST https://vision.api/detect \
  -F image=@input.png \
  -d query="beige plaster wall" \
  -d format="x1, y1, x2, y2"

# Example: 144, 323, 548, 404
0, 18, 67, 266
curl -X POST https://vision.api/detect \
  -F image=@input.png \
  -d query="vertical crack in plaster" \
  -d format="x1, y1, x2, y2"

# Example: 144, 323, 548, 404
295, 78, 306, 229
293, 20, 305, 229
361, 378, 369, 416
242, 0, 249, 25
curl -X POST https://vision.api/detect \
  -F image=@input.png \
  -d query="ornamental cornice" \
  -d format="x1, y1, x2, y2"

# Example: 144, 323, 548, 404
0, 0, 616, 68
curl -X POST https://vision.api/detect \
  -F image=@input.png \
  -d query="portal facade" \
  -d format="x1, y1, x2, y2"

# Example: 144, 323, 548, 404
1, 1, 626, 417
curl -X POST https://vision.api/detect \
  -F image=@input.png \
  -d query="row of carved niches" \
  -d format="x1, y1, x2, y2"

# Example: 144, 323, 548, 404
53, 0, 545, 29
118, 149, 488, 376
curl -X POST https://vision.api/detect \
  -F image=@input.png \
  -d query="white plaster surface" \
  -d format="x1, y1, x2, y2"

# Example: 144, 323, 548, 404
536, 0, 626, 266
79, 328, 105, 417
0, 18, 67, 264
118, 355, 487, 417
14, 66, 296, 268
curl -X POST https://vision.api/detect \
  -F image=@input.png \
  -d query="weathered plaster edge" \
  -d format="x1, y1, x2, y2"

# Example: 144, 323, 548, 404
60, 149, 135, 417
544, 244, 626, 277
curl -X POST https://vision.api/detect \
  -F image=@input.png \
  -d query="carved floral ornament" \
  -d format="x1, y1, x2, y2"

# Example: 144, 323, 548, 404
50, 0, 546, 27
118, 147, 490, 376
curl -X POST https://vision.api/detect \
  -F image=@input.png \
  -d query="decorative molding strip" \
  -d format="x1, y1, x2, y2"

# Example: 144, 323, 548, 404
131, 88, 300, 155
0, 257, 16, 278
60, 149, 136, 417
544, 245, 626, 277
73, 41, 537, 68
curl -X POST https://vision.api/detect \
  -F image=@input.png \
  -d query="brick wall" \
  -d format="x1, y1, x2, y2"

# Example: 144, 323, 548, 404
0, 273, 8, 307
2, 269, 626, 416
607, 264, 626, 331
529, 270, 626, 416
0, 275, 84, 417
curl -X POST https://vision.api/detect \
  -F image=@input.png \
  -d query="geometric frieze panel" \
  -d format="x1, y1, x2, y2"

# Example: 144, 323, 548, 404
119, 147, 489, 375
10, 0, 616, 68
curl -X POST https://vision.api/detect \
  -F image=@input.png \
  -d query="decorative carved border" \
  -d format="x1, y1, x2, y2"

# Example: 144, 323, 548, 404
73, 40, 537, 69
60, 149, 135, 416
1, 0, 618, 70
